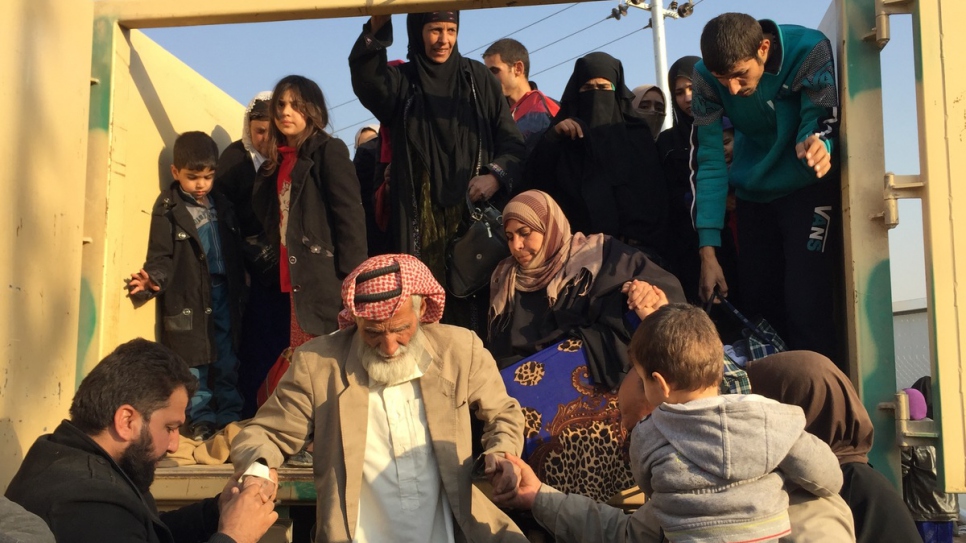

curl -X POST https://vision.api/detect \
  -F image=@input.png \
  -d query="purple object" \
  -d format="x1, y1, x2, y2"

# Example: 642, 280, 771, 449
904, 388, 928, 420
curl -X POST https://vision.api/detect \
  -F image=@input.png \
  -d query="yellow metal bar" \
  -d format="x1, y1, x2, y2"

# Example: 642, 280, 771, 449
94, 0, 589, 29
913, 0, 966, 492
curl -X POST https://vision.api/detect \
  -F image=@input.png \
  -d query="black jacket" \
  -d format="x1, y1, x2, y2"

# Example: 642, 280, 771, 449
215, 140, 262, 238
133, 184, 245, 366
348, 20, 525, 255
4, 421, 231, 543
488, 238, 685, 388
252, 132, 368, 336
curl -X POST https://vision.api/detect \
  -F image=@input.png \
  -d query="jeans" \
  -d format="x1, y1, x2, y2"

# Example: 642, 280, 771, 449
187, 280, 243, 427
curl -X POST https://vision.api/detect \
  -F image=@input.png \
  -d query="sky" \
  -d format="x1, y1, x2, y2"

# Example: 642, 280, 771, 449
143, 0, 925, 303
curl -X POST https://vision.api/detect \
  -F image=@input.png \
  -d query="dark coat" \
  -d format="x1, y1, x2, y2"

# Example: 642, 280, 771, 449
215, 140, 262, 238
348, 20, 526, 255
488, 237, 685, 388
4, 421, 231, 543
842, 461, 922, 543
252, 132, 368, 336
133, 184, 245, 367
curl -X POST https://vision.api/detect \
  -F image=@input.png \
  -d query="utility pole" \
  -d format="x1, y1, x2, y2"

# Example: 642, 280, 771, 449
613, 1, 695, 132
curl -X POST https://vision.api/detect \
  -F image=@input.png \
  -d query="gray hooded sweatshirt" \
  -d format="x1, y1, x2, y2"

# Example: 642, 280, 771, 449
630, 394, 843, 543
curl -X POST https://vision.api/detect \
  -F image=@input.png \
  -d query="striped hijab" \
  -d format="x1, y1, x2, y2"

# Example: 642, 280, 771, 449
489, 190, 605, 325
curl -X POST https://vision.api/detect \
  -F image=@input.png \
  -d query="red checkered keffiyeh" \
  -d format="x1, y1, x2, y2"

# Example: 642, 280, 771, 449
338, 254, 446, 329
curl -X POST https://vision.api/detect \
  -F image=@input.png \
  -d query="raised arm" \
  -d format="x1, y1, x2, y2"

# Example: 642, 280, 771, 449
348, 16, 405, 124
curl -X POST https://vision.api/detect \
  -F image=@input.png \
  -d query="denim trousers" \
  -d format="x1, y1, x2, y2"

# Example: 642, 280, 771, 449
187, 280, 243, 427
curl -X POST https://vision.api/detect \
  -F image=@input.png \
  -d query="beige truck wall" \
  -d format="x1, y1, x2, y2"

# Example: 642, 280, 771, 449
914, 0, 966, 491
0, 0, 93, 490
81, 25, 242, 387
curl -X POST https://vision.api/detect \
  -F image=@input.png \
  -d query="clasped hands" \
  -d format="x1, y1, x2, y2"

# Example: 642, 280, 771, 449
484, 453, 542, 511
216, 468, 280, 543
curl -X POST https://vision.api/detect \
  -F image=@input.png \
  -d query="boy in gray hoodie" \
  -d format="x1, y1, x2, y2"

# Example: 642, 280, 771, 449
629, 304, 843, 543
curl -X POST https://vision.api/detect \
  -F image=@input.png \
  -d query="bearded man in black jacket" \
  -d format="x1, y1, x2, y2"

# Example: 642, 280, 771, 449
4, 339, 278, 543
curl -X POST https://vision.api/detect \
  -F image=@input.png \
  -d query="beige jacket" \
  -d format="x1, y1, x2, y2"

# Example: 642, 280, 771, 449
231, 323, 527, 543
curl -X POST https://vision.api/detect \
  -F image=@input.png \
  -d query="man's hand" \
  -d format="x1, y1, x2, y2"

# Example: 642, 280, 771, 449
554, 118, 584, 140
484, 453, 520, 497
795, 134, 832, 179
241, 469, 279, 504
127, 269, 159, 296
227, 466, 279, 506
219, 473, 242, 511
622, 280, 669, 320
698, 246, 728, 303
489, 454, 541, 510
468, 174, 500, 203
218, 485, 278, 543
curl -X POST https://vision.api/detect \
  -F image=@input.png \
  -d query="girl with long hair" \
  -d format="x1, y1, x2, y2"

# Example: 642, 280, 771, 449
251, 76, 368, 411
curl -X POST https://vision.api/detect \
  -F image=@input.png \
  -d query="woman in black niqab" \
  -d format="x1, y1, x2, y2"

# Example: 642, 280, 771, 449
527, 52, 668, 262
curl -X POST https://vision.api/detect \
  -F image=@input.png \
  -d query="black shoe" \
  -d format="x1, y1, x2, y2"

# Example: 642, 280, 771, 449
185, 421, 215, 442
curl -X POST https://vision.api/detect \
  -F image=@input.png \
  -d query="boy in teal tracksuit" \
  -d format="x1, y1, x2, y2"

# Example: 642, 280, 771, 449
691, 12, 839, 360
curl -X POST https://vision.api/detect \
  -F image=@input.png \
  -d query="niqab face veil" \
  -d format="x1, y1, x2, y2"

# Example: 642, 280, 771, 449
549, 53, 652, 235
631, 84, 667, 141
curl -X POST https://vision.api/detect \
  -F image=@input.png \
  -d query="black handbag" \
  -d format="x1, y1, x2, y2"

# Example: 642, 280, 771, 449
446, 194, 509, 298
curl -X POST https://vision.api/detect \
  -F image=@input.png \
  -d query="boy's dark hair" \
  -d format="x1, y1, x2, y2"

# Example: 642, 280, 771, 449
700, 13, 764, 74
172, 131, 218, 171
69, 338, 198, 434
483, 38, 531, 78
629, 304, 723, 391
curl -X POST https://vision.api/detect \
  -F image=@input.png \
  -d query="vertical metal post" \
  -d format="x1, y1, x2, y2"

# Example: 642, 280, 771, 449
832, 0, 901, 485
650, 0, 672, 132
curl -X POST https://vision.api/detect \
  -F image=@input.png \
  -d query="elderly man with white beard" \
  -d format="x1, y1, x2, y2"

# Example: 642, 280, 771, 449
231, 254, 529, 543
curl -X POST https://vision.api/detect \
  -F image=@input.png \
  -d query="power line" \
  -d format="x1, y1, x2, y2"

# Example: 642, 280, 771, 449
528, 17, 609, 56
331, 115, 378, 137
462, 3, 578, 55
329, 97, 360, 111
531, 25, 649, 78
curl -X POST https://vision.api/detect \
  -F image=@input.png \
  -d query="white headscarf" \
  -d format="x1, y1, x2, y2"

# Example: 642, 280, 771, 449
242, 91, 272, 172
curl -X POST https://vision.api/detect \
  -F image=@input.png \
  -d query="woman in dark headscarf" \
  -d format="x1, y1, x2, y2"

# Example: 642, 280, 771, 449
747, 351, 921, 543
657, 55, 704, 303
349, 11, 525, 338
526, 52, 668, 263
